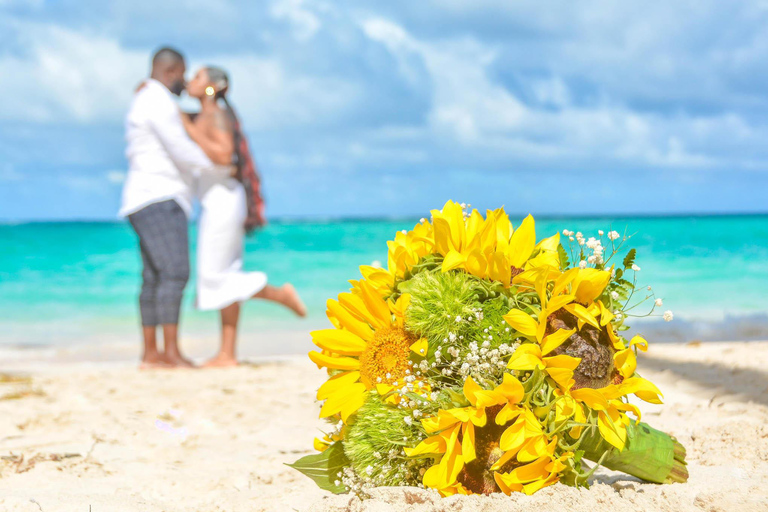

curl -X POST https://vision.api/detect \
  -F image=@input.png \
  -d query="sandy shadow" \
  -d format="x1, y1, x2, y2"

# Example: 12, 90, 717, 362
639, 351, 768, 407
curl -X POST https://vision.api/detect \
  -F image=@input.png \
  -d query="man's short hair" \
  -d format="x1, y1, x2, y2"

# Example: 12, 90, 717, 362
152, 47, 185, 69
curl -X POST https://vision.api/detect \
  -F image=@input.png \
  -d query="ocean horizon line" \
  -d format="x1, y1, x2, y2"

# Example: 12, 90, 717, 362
3, 209, 768, 226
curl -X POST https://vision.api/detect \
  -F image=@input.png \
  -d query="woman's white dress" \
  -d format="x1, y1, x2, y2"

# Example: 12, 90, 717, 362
196, 169, 267, 311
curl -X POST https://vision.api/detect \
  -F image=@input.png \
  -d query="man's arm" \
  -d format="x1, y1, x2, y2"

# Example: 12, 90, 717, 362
148, 97, 214, 177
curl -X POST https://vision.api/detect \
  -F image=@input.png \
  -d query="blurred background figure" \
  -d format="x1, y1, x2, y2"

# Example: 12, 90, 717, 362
120, 47, 213, 369
182, 66, 306, 367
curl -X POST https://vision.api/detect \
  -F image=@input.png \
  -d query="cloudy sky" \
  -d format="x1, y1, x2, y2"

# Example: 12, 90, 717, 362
2, 1, 768, 220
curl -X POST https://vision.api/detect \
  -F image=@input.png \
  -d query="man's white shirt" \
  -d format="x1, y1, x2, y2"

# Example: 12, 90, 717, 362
119, 79, 213, 218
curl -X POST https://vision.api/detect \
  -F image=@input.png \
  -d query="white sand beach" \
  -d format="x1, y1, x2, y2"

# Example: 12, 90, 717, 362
1, 340, 767, 512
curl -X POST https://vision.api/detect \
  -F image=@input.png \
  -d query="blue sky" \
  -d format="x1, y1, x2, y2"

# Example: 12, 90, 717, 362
2, 1, 768, 220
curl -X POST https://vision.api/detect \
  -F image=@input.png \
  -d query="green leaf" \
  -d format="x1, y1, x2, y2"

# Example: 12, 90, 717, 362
286, 442, 350, 494
622, 249, 637, 270
557, 243, 570, 270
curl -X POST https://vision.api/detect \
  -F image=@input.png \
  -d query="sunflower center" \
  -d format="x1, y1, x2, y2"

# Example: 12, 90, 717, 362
547, 309, 619, 389
458, 405, 520, 495
358, 326, 415, 389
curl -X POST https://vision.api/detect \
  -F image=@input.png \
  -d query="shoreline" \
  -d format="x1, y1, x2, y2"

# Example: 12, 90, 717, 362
2, 329, 767, 371
1, 341, 767, 511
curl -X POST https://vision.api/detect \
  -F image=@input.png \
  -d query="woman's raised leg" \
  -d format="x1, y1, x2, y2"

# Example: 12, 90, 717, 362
253, 284, 307, 317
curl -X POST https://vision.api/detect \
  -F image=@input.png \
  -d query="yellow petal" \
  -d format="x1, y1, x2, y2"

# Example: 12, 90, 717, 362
355, 280, 391, 329
544, 354, 581, 390
597, 410, 626, 450
507, 344, 545, 371
543, 354, 581, 375
545, 294, 576, 315
508, 214, 536, 268
465, 249, 487, 278
422, 464, 441, 489
317, 370, 361, 400
629, 335, 648, 352
390, 293, 411, 328
613, 348, 636, 379
495, 403, 523, 426
573, 268, 611, 304
540, 328, 576, 356
499, 418, 526, 453
613, 400, 642, 422
410, 337, 429, 357
597, 300, 614, 326
553, 268, 579, 297
405, 434, 446, 457
463, 376, 482, 407
494, 472, 523, 495
358, 265, 394, 293
337, 292, 378, 327
620, 377, 663, 404
461, 423, 476, 463
314, 437, 330, 452
439, 424, 465, 488
308, 350, 361, 371
442, 249, 467, 272
506, 455, 552, 483
496, 373, 525, 404
422, 410, 462, 433
489, 252, 512, 286
503, 309, 538, 337
517, 436, 547, 462
319, 382, 366, 420
311, 329, 367, 355
326, 299, 374, 341
571, 387, 610, 411
563, 303, 601, 330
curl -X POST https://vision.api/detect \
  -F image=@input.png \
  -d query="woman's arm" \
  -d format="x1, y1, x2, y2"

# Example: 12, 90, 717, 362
181, 110, 235, 166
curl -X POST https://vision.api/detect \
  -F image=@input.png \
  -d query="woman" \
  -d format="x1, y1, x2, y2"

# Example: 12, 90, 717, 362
182, 66, 306, 367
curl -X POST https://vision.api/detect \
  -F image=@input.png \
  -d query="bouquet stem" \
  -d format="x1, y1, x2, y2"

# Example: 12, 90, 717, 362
579, 422, 688, 484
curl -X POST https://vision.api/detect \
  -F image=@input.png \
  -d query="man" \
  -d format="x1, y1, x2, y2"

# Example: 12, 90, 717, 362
119, 47, 212, 368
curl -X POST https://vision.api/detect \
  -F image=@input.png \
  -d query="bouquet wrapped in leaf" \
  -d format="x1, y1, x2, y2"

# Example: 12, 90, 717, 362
290, 201, 687, 496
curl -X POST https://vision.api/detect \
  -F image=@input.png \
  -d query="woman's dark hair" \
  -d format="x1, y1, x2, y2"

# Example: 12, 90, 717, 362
204, 66, 267, 232
205, 66, 229, 99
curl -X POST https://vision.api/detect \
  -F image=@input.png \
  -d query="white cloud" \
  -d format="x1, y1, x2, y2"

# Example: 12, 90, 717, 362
363, 18, 526, 144
360, 16, 756, 169
190, 54, 359, 130
0, 23, 147, 123
270, 0, 321, 41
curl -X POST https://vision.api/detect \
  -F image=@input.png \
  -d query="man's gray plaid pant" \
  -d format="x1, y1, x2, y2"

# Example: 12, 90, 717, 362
128, 199, 190, 326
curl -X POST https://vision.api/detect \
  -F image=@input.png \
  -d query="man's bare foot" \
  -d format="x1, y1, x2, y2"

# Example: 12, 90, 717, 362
163, 352, 196, 369
139, 352, 172, 370
282, 284, 307, 317
203, 354, 239, 368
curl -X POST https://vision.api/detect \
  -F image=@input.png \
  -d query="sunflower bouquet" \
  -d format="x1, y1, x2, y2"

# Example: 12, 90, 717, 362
290, 201, 687, 497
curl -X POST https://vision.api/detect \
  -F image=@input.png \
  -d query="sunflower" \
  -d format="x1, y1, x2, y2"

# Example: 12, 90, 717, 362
494, 451, 570, 495
501, 266, 664, 450
433, 201, 539, 285
406, 375, 564, 496
309, 280, 427, 422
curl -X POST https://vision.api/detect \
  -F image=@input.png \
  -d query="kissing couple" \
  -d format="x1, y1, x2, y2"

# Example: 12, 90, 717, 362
119, 47, 306, 369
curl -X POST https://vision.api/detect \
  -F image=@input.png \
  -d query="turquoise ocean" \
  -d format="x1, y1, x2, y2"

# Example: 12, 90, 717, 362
1, 215, 767, 356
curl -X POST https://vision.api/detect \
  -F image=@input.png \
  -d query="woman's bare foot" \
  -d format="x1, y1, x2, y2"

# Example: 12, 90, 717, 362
281, 284, 307, 317
203, 353, 239, 368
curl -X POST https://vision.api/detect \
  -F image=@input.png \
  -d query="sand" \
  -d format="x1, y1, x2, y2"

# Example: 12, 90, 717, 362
1, 340, 767, 512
